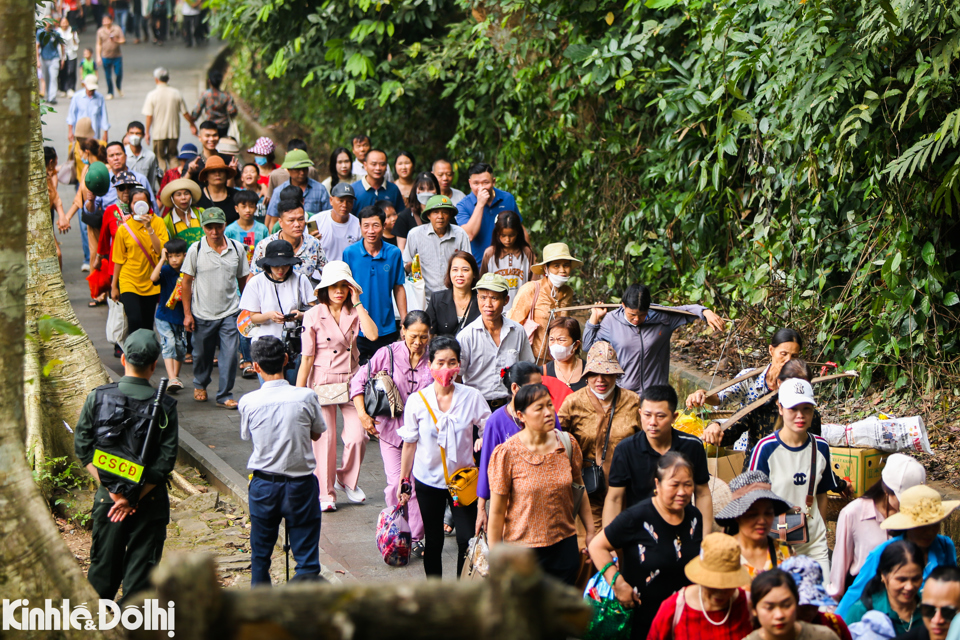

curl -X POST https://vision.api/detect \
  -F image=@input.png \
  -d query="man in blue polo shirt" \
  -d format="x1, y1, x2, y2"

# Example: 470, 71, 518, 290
455, 162, 522, 264
342, 205, 407, 363
350, 149, 404, 214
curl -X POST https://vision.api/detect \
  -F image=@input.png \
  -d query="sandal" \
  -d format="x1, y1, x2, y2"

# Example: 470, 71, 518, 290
241, 365, 257, 379
184, 354, 193, 365
88, 299, 103, 307
193, 388, 207, 402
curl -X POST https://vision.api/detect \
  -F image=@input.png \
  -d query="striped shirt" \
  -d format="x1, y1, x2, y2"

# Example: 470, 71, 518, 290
181, 236, 250, 320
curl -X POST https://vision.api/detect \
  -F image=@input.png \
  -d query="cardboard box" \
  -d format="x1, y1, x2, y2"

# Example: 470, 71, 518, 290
830, 447, 889, 497
707, 448, 746, 484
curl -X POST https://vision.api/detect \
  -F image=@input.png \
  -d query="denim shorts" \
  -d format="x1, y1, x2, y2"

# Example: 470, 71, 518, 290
155, 317, 187, 361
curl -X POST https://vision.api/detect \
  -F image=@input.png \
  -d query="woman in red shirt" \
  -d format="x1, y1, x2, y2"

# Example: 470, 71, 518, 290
89, 172, 138, 312
648, 532, 754, 640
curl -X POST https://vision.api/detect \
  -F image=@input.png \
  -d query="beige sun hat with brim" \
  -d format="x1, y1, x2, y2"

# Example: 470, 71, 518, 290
160, 178, 202, 209
314, 260, 363, 295
880, 485, 960, 530
684, 532, 753, 590
584, 341, 624, 376
531, 242, 583, 274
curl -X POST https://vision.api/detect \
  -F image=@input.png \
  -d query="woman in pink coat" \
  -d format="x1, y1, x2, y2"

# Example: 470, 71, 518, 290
297, 261, 378, 512
350, 310, 433, 557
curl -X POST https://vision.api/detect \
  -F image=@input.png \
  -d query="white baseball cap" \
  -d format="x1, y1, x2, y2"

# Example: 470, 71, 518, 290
881, 453, 926, 499
778, 378, 817, 409
82, 75, 98, 91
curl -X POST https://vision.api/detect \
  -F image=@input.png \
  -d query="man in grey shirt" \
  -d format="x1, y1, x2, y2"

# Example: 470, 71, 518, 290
583, 282, 726, 395
402, 194, 471, 299
458, 273, 534, 409
240, 337, 326, 586
181, 208, 250, 409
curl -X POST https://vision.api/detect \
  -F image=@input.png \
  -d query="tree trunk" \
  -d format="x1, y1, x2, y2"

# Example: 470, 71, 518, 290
23, 63, 109, 466
0, 8, 114, 637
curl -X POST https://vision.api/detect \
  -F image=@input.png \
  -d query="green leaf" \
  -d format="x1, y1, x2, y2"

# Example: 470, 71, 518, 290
563, 44, 595, 63
732, 109, 755, 125
945, 292, 960, 306
890, 251, 902, 273
921, 242, 935, 266
37, 316, 83, 342
42, 360, 63, 377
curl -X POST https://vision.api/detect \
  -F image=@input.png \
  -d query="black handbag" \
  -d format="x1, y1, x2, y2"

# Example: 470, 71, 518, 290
363, 347, 401, 418
769, 433, 817, 545
582, 388, 618, 497
81, 204, 103, 228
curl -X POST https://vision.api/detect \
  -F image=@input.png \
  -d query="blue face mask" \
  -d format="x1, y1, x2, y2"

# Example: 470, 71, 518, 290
82, 158, 90, 165
254, 156, 268, 166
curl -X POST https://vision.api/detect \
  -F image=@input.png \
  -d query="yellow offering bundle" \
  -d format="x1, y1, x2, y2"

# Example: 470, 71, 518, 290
674, 410, 709, 438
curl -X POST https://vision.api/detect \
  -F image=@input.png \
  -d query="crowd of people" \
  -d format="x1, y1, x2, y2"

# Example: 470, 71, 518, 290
47, 21, 960, 640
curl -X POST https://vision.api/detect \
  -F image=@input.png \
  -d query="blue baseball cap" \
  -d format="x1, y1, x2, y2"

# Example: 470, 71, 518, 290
178, 143, 199, 161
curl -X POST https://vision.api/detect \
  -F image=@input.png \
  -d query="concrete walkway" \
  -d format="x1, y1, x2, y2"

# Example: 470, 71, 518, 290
45, 33, 459, 583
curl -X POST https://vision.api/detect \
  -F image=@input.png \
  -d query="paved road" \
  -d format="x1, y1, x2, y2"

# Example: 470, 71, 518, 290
45, 32, 460, 583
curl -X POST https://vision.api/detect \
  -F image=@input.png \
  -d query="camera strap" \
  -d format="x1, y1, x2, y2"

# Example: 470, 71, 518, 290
272, 274, 303, 324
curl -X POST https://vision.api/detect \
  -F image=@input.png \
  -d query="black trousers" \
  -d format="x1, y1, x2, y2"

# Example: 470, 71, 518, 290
119, 292, 159, 333
88, 484, 168, 603
59, 58, 77, 93
357, 331, 398, 365
534, 535, 580, 586
415, 478, 477, 578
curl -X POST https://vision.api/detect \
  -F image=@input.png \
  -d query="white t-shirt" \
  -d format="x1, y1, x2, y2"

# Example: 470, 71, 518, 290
308, 210, 361, 262
57, 27, 79, 60
239, 272, 317, 341
182, 0, 200, 16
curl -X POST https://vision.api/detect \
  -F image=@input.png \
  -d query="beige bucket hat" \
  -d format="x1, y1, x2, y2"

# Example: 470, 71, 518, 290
584, 341, 624, 376
684, 532, 753, 589
531, 242, 583, 274
160, 178, 202, 209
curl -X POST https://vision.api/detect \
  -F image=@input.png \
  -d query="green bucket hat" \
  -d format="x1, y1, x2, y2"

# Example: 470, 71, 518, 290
421, 194, 458, 222
84, 161, 111, 197
199, 207, 227, 227
281, 149, 314, 170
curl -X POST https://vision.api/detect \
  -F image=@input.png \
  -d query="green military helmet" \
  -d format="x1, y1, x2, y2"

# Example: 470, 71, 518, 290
85, 161, 111, 196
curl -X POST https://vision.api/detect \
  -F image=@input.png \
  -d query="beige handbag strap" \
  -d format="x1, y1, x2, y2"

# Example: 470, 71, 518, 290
419, 391, 451, 486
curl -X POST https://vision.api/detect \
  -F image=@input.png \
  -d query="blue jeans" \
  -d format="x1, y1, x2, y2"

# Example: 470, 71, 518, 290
239, 335, 252, 364
192, 312, 239, 403
101, 56, 123, 95
79, 218, 90, 262
114, 8, 129, 34
155, 318, 186, 361
256, 352, 300, 386
248, 474, 322, 586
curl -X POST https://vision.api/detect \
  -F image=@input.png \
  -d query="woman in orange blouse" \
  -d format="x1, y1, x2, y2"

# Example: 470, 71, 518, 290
488, 383, 594, 585
297, 261, 378, 512
506, 242, 579, 364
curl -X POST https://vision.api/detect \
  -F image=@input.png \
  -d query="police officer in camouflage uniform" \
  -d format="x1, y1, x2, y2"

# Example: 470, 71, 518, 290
75, 329, 179, 603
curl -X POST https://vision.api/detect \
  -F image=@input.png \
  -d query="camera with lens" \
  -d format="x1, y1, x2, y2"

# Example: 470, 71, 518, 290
280, 307, 307, 364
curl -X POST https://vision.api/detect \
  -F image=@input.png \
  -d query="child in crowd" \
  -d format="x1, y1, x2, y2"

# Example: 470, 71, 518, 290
225, 189, 269, 378
480, 210, 536, 310
225, 189, 269, 267
150, 238, 188, 393
240, 162, 267, 223
79, 48, 95, 79
378, 200, 399, 246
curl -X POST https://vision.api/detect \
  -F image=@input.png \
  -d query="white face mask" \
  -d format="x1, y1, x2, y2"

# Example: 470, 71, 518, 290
547, 273, 570, 288
128, 135, 142, 148
549, 343, 577, 362
591, 385, 616, 401
416, 191, 436, 205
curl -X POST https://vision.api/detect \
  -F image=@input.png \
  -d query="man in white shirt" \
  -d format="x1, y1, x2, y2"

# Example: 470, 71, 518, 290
307, 182, 360, 262
240, 336, 326, 585
350, 134, 393, 181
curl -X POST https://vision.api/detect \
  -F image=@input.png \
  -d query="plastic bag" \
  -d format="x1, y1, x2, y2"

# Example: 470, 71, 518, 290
461, 533, 490, 580
582, 566, 633, 640
675, 410, 709, 438
105, 298, 128, 345
821, 415, 932, 454
376, 505, 411, 567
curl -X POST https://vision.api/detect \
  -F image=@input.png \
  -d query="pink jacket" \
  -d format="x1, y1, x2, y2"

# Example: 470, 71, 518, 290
301, 303, 359, 386
829, 497, 889, 597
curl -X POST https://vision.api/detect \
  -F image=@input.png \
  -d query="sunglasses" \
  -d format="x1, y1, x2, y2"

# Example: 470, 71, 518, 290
921, 604, 959, 621
115, 184, 135, 191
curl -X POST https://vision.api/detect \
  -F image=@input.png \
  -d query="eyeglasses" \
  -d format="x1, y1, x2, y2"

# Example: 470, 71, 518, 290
921, 604, 959, 621
115, 184, 134, 191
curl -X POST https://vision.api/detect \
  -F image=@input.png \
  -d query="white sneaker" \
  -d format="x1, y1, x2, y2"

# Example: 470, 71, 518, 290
320, 501, 337, 512
67, 89, 74, 98
106, 94, 113, 100
80, 262, 90, 272
335, 480, 366, 503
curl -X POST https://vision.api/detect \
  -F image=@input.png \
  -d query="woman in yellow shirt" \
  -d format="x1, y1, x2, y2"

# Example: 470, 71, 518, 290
111, 187, 169, 333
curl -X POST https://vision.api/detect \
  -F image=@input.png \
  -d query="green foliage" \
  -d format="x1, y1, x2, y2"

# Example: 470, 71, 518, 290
214, 0, 960, 389
32, 455, 93, 527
